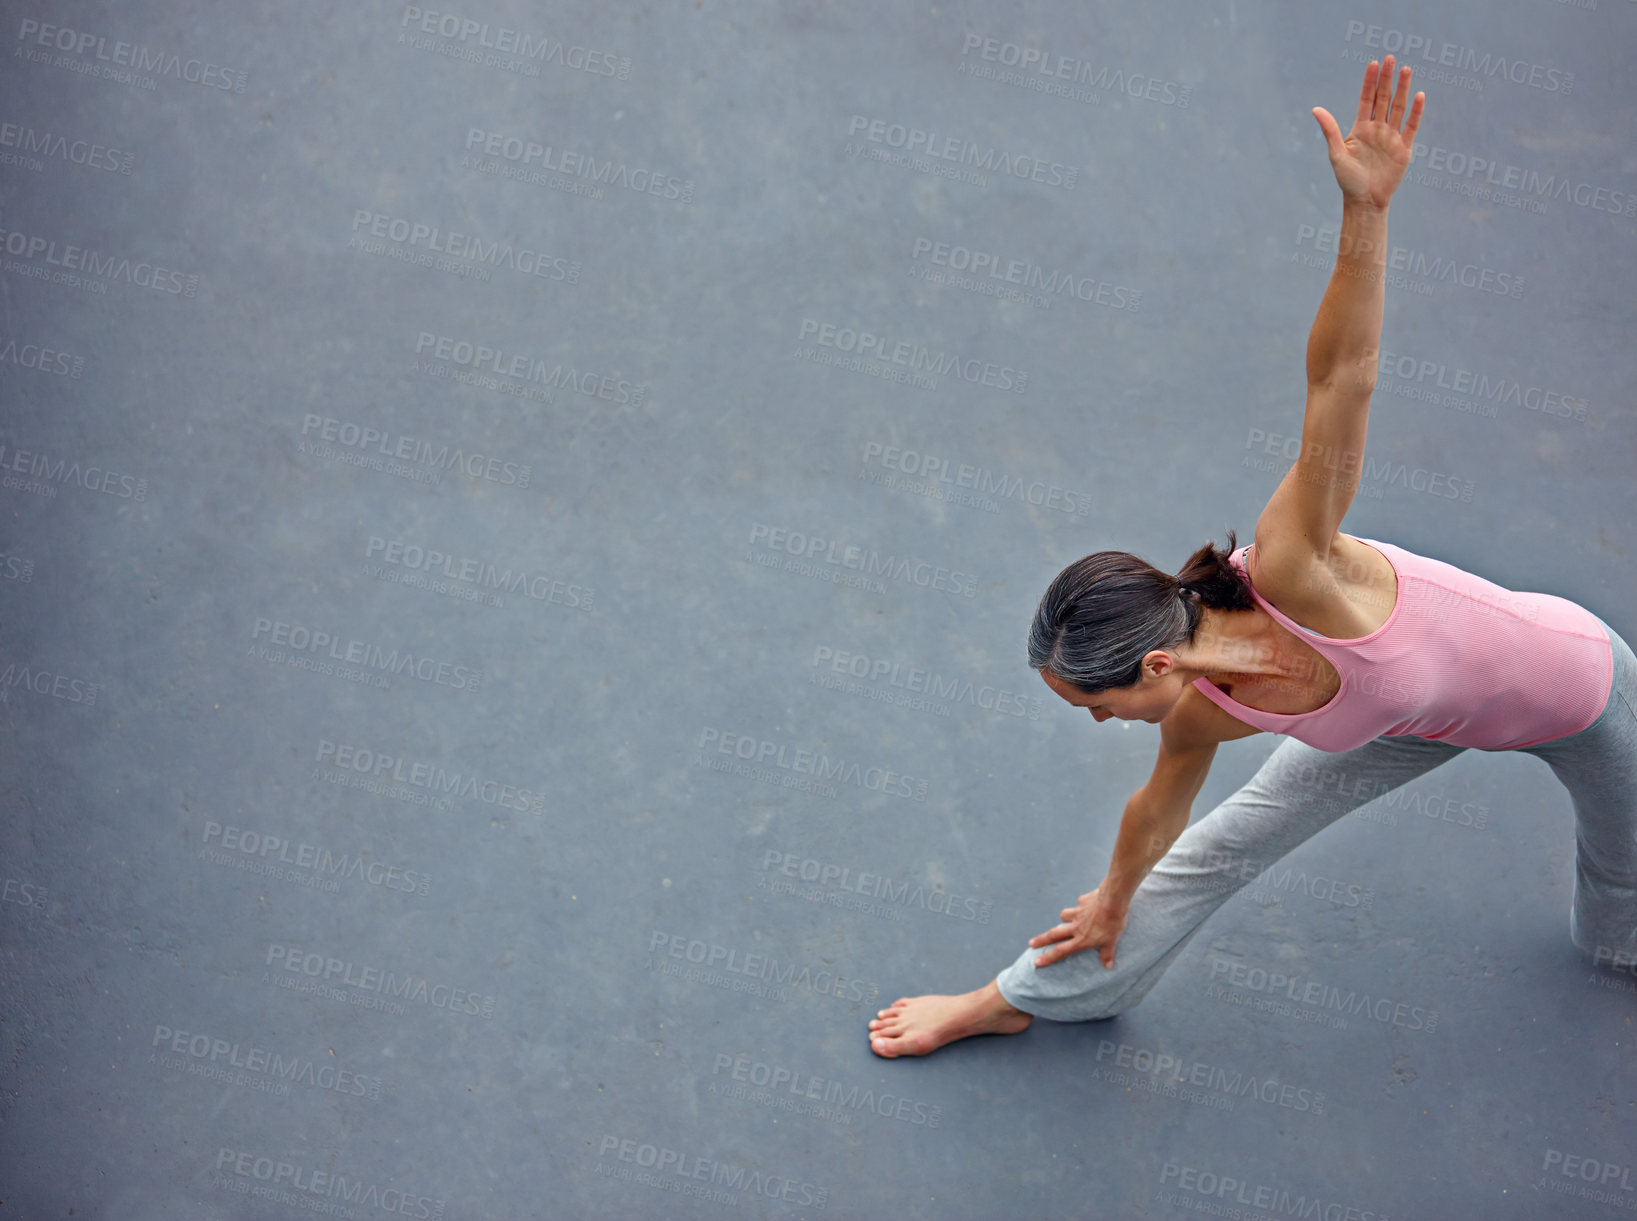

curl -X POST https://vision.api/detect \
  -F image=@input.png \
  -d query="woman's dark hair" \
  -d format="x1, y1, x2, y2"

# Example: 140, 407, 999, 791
1028, 530, 1258, 694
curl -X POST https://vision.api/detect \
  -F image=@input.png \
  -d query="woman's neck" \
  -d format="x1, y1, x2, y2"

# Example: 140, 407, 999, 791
1182, 607, 1327, 688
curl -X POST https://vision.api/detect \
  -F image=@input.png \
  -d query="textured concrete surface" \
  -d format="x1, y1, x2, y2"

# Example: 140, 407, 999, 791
1, 2, 1634, 1217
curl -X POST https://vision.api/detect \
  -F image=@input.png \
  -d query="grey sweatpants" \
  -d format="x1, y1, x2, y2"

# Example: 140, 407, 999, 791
995, 616, 1637, 1022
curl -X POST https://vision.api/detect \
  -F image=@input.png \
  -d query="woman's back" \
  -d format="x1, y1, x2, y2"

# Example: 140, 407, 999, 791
1192, 536, 1613, 752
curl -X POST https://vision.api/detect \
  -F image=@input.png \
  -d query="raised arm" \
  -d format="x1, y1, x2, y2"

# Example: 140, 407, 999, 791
1255, 57, 1424, 568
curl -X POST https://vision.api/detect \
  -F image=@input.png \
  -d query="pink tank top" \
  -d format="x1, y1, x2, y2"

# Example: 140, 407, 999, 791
1190, 537, 1613, 751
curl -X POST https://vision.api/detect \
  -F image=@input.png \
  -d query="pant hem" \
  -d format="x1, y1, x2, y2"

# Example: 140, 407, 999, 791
994, 972, 1044, 1019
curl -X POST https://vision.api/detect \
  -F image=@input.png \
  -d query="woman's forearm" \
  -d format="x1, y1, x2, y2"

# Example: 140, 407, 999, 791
1100, 789, 1191, 912
1305, 201, 1391, 386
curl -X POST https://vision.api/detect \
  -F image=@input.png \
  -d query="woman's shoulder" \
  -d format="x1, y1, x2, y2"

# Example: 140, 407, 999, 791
1246, 530, 1400, 639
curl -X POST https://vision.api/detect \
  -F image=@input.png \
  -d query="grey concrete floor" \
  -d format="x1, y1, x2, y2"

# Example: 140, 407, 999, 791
1, 2, 1635, 1218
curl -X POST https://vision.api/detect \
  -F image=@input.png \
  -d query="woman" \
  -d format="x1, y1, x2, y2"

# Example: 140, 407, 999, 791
869, 56, 1636, 1058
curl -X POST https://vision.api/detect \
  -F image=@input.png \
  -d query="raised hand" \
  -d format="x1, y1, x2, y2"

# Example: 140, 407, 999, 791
1312, 55, 1425, 211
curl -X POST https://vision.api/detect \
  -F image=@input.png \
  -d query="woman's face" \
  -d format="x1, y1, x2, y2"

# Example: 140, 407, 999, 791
1040, 662, 1183, 724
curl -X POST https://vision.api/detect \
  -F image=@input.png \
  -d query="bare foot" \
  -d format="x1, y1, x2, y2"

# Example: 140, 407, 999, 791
867, 980, 1032, 1058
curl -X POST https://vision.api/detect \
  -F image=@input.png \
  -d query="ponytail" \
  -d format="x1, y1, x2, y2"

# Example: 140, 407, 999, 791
1174, 529, 1258, 612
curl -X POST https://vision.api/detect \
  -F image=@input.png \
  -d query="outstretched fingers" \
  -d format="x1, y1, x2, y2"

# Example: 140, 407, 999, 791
1355, 56, 1423, 134
1354, 56, 1382, 127
1372, 54, 1397, 121
1386, 62, 1410, 126
1033, 939, 1078, 968
1399, 90, 1426, 144
1027, 922, 1072, 949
